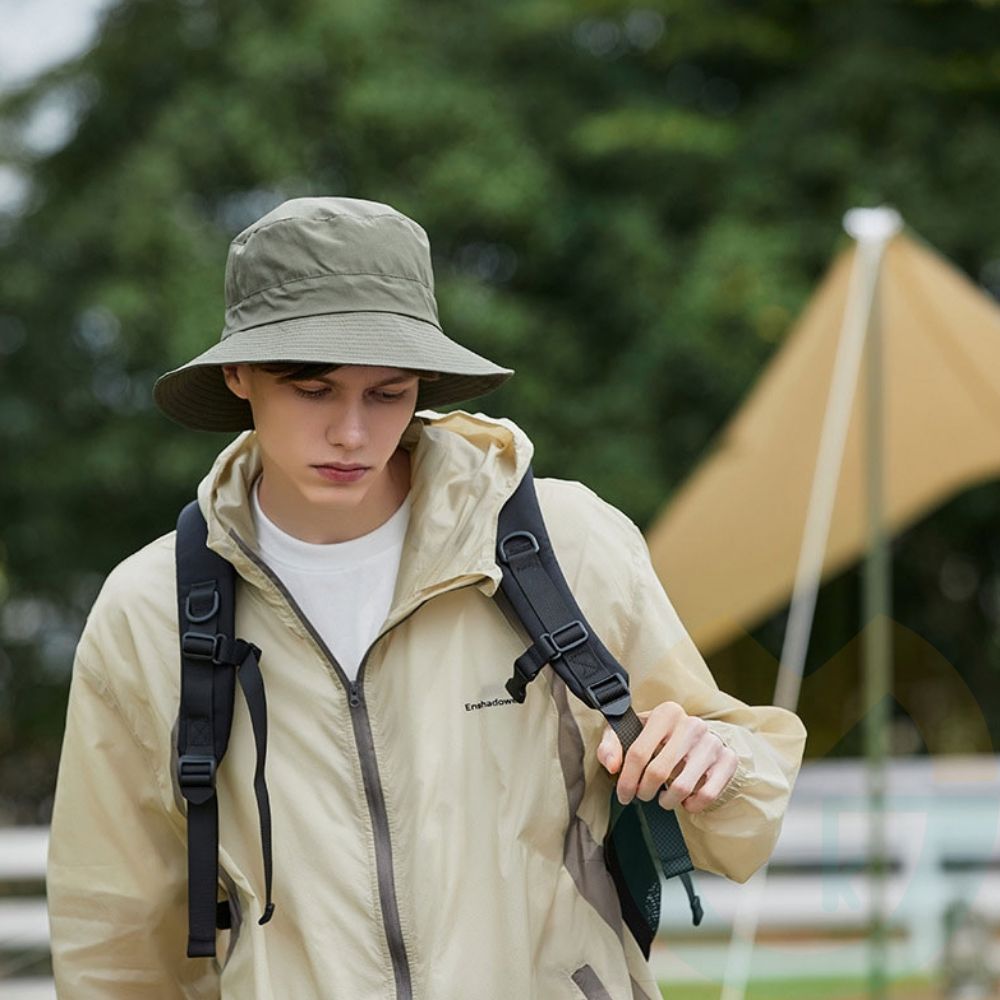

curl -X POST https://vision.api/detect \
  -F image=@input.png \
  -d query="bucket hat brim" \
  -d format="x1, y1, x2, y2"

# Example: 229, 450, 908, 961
153, 312, 514, 432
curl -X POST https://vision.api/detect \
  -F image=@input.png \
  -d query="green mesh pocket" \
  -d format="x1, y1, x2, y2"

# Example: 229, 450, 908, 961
605, 796, 695, 958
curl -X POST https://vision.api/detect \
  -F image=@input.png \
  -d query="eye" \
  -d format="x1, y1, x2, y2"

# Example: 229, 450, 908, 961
373, 391, 406, 402
292, 385, 329, 399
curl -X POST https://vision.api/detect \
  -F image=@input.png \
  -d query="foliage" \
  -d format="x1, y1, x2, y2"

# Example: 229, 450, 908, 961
3, 0, 1000, 818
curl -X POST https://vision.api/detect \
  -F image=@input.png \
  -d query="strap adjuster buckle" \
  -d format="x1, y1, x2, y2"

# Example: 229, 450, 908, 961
182, 630, 222, 662
178, 754, 216, 800
541, 620, 589, 659
585, 674, 631, 717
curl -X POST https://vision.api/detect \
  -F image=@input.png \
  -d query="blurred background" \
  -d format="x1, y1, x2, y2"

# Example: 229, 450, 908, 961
3, 0, 1000, 997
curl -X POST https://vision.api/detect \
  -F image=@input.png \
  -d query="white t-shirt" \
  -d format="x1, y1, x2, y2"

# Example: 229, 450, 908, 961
250, 476, 411, 682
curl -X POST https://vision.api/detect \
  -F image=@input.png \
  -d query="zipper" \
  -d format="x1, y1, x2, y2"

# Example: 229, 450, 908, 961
231, 530, 481, 1000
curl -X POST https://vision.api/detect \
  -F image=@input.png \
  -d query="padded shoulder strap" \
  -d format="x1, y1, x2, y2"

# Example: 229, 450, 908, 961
175, 500, 275, 958
495, 467, 642, 746
176, 501, 237, 765
176, 500, 237, 958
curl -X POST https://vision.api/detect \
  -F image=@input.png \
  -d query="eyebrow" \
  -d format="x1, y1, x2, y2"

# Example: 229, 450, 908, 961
308, 373, 419, 387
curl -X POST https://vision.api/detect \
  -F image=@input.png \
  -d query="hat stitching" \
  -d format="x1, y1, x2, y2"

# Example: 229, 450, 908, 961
233, 210, 423, 245
226, 309, 443, 337
232, 268, 432, 307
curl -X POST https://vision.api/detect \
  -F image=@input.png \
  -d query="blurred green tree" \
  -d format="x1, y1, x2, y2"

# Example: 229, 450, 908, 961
2, 0, 1000, 819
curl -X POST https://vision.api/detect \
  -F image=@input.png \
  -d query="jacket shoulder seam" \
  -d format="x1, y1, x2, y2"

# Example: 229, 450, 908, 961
72, 644, 168, 788
620, 527, 647, 670
533, 477, 649, 663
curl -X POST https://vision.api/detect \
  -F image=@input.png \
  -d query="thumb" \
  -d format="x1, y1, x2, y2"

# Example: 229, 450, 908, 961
597, 724, 622, 774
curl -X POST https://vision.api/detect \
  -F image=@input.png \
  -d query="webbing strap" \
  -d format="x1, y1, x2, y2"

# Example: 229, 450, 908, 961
185, 796, 220, 957
234, 643, 275, 925
680, 873, 704, 926
608, 705, 643, 757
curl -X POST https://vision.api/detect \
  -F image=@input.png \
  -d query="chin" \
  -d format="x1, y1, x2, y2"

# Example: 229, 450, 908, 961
303, 480, 369, 502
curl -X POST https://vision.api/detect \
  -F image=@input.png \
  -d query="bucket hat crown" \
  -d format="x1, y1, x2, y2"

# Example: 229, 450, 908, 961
153, 196, 513, 431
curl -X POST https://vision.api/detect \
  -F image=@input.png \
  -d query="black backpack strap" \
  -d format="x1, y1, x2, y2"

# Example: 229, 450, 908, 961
495, 467, 642, 752
494, 467, 702, 953
234, 641, 276, 926
176, 501, 275, 959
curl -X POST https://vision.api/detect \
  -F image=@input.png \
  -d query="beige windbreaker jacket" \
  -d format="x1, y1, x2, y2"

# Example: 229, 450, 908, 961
48, 408, 806, 1000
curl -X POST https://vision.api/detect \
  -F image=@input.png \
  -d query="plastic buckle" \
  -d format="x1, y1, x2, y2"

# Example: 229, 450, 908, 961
505, 646, 545, 703
585, 674, 631, 716
505, 675, 528, 703
497, 530, 540, 565
182, 630, 222, 662
541, 620, 589, 659
178, 754, 216, 791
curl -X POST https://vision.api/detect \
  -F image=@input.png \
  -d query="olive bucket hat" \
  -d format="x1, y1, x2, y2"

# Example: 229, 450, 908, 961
153, 196, 514, 431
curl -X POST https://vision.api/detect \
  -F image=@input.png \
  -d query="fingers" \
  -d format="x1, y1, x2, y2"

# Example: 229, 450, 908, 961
616, 702, 686, 805
596, 724, 623, 775
633, 713, 711, 804
671, 747, 739, 814
598, 704, 738, 814
654, 735, 720, 810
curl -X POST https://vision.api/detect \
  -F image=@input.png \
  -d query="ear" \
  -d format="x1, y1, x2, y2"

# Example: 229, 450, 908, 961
222, 364, 251, 400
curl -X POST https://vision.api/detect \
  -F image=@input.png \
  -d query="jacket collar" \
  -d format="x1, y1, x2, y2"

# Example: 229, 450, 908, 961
196, 409, 534, 626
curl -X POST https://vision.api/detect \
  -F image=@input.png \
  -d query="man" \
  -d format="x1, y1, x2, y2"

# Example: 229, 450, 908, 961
47, 196, 806, 999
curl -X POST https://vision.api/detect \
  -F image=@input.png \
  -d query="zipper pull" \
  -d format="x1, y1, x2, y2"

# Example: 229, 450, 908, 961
348, 681, 362, 708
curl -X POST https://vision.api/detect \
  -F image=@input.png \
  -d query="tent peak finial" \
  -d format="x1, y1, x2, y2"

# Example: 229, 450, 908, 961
843, 206, 903, 243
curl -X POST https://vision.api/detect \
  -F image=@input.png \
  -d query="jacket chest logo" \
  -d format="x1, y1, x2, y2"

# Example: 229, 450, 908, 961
464, 682, 516, 712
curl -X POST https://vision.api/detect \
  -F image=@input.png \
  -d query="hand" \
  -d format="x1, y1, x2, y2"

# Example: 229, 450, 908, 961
596, 701, 739, 814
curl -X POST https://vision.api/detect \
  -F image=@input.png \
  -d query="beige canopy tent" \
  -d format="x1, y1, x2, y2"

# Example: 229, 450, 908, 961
645, 230, 1000, 657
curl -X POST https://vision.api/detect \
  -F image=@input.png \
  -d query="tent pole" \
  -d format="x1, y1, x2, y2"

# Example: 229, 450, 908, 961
720, 208, 901, 1000
771, 214, 896, 713
856, 210, 895, 1000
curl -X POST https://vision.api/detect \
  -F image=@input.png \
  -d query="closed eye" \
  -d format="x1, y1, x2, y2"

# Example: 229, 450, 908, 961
292, 386, 408, 402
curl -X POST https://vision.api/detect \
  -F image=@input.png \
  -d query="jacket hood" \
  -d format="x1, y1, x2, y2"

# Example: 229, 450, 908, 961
195, 408, 535, 624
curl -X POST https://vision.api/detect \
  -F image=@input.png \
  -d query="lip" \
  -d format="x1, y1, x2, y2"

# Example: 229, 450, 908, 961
313, 464, 369, 483
315, 464, 369, 471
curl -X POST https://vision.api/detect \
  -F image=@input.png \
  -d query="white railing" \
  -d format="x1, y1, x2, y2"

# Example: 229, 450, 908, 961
655, 755, 1000, 983
0, 826, 50, 998
5, 756, 1000, 992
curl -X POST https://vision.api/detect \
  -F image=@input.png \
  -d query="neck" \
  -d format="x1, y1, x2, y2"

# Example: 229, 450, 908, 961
256, 448, 411, 544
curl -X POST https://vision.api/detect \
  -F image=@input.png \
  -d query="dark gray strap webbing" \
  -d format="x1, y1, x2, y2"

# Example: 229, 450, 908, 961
234, 642, 275, 925
184, 796, 219, 957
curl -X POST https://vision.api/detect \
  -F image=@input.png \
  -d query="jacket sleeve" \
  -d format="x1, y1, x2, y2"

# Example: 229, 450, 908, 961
47, 640, 220, 999
614, 512, 807, 884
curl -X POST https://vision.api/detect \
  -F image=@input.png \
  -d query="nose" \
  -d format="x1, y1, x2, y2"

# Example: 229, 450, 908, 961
326, 396, 369, 452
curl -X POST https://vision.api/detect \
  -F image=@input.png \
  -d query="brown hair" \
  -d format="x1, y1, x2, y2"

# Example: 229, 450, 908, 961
256, 362, 441, 384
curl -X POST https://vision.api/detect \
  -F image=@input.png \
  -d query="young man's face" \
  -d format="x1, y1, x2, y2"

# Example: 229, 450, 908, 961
222, 363, 419, 518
